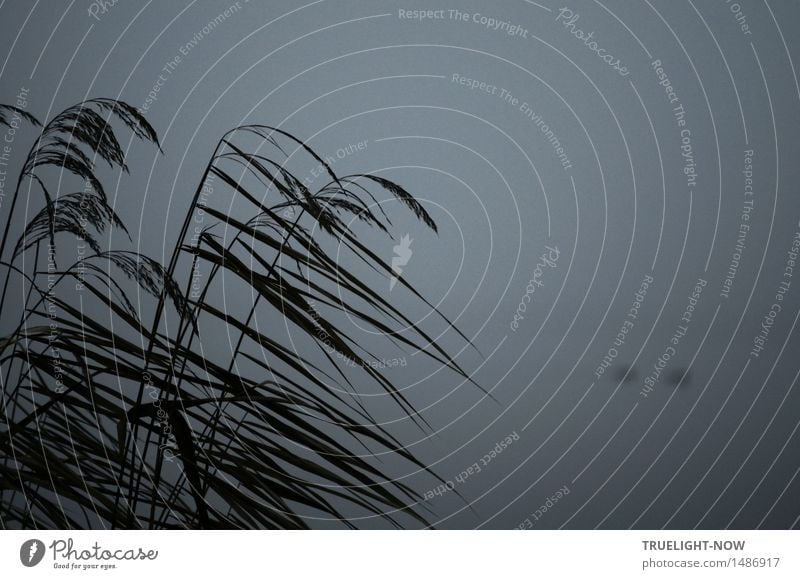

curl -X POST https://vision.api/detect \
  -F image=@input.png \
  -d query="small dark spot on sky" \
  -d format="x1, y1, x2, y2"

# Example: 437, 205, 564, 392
668, 367, 690, 386
613, 364, 637, 384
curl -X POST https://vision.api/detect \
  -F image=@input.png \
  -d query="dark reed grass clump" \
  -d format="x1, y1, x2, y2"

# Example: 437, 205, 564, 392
0, 99, 474, 529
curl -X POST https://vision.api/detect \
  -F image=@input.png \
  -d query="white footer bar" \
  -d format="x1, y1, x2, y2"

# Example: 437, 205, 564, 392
2, 530, 798, 578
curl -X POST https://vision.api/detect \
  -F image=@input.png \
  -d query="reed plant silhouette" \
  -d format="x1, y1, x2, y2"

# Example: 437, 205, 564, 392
0, 99, 475, 529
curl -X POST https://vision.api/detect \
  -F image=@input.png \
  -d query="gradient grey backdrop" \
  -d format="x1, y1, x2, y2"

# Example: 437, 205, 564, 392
2, 0, 800, 529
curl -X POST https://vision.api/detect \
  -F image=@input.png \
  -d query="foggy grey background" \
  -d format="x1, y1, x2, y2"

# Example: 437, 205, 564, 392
2, 0, 800, 529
